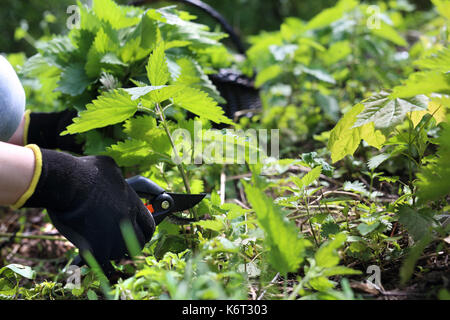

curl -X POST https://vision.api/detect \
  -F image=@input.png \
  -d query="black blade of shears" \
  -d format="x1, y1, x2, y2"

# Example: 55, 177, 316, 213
167, 193, 206, 214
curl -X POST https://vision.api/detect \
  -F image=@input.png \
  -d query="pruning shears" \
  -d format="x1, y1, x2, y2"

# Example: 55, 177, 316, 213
126, 175, 206, 226
71, 176, 205, 268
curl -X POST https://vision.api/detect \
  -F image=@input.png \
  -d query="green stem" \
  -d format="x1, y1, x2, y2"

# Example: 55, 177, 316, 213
154, 103, 198, 221
0, 232, 67, 241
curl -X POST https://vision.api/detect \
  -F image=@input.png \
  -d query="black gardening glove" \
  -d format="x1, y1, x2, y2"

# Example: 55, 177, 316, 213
20, 146, 156, 275
27, 109, 84, 154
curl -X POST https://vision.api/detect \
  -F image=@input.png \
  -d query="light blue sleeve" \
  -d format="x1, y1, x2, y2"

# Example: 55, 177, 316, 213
0, 55, 25, 142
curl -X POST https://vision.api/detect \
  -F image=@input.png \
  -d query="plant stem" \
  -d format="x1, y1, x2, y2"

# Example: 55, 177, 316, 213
0, 232, 67, 241
155, 103, 198, 221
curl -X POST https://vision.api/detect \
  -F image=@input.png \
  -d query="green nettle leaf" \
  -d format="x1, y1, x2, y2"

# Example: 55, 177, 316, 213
106, 139, 153, 166
369, 21, 407, 47
343, 181, 369, 196
414, 47, 450, 72
328, 104, 364, 163
398, 206, 435, 241
255, 65, 283, 88
57, 63, 91, 96
194, 219, 225, 232
357, 222, 380, 236
93, 0, 140, 29
416, 116, 450, 202
314, 233, 347, 268
400, 232, 432, 285
123, 115, 158, 141
85, 27, 118, 78
296, 65, 336, 84
173, 57, 225, 103
432, 0, 450, 20
124, 85, 167, 101
173, 87, 234, 125
243, 182, 311, 274
353, 92, 429, 129
142, 85, 182, 105
0, 264, 36, 280
305, 0, 358, 30
367, 153, 391, 170
62, 89, 138, 135
391, 71, 450, 98
147, 42, 170, 87
292, 166, 322, 190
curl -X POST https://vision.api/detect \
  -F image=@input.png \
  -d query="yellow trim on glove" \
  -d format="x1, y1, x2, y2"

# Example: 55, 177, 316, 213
11, 144, 43, 209
22, 110, 31, 146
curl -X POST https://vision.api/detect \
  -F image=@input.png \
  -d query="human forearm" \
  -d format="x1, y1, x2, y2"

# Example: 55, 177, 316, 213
7, 114, 26, 146
0, 141, 36, 206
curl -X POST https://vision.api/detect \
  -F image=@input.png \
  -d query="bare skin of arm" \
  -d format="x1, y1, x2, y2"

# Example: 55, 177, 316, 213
0, 141, 35, 206
7, 115, 26, 146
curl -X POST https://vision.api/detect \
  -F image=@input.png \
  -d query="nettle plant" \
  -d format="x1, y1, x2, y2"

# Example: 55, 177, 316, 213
244, 0, 418, 145
328, 14, 449, 282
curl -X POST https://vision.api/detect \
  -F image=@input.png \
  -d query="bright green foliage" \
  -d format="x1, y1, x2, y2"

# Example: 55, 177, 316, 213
416, 116, 450, 202
315, 233, 347, 268
353, 93, 428, 129
62, 89, 138, 134
398, 206, 435, 241
304, 0, 358, 31
172, 87, 234, 125
291, 166, 322, 190
147, 42, 170, 86
328, 104, 386, 163
243, 181, 311, 274
6, 0, 449, 302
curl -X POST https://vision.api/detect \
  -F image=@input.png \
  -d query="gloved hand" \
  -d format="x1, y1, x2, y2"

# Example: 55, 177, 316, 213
25, 109, 85, 154
13, 145, 156, 275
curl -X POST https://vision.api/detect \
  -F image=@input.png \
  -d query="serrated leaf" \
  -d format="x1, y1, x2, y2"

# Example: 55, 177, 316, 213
305, 0, 358, 30
414, 47, 450, 72
147, 42, 170, 86
62, 89, 138, 135
297, 65, 336, 84
106, 139, 156, 166
57, 63, 91, 96
194, 220, 225, 232
142, 85, 182, 105
315, 233, 347, 268
173, 87, 234, 125
0, 264, 36, 280
321, 266, 362, 277
243, 181, 311, 274
368, 153, 391, 170
292, 166, 322, 190
174, 57, 225, 103
398, 206, 435, 241
432, 0, 450, 19
343, 181, 368, 196
124, 85, 167, 101
357, 222, 380, 236
123, 115, 157, 141
328, 104, 364, 163
391, 71, 450, 98
320, 222, 340, 238
416, 115, 450, 201
369, 21, 407, 47
255, 65, 283, 88
353, 92, 429, 129
93, 0, 140, 29
409, 98, 446, 127
400, 232, 432, 285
